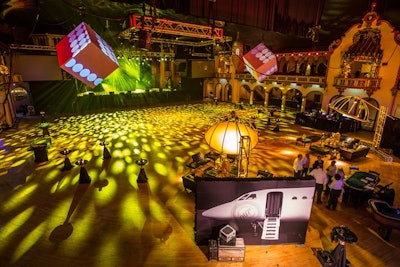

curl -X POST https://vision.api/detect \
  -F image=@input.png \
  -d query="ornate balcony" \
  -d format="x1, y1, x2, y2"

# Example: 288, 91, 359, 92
215, 73, 232, 79
333, 77, 382, 95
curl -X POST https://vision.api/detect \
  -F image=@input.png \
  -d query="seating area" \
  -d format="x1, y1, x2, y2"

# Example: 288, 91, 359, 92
339, 145, 370, 161
186, 152, 211, 169
307, 133, 370, 161
183, 150, 241, 182
204, 151, 220, 162
310, 145, 331, 155
202, 165, 239, 178
257, 170, 274, 178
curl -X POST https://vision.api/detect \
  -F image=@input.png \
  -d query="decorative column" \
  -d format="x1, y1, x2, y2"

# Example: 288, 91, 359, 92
301, 96, 307, 112
158, 59, 165, 89
170, 60, 175, 89
249, 89, 254, 106
264, 88, 269, 107
230, 79, 241, 103
281, 93, 287, 112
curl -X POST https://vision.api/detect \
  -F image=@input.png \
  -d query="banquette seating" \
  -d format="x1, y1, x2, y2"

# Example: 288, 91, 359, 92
339, 145, 370, 161
186, 152, 211, 169
310, 145, 330, 155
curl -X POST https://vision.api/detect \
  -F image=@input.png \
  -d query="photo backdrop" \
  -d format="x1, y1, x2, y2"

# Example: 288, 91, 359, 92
195, 177, 315, 246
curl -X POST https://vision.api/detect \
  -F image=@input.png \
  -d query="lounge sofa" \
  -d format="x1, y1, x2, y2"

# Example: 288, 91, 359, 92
310, 145, 331, 155
340, 145, 370, 161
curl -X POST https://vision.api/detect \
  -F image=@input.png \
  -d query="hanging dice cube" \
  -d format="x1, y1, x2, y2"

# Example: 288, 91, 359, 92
56, 22, 119, 88
243, 43, 277, 82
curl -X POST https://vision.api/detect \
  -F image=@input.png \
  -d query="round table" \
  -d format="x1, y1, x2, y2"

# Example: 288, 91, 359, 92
60, 149, 73, 171
136, 158, 148, 183
75, 159, 91, 184
100, 141, 112, 160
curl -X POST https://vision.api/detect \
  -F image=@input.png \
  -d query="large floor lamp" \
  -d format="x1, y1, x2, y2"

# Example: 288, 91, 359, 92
204, 111, 258, 177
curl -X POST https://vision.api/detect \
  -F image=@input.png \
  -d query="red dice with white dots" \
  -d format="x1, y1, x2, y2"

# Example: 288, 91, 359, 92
56, 22, 119, 88
243, 43, 277, 82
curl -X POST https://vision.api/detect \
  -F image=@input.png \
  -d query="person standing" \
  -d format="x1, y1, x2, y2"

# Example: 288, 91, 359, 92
337, 167, 345, 180
302, 153, 311, 177
326, 174, 344, 210
336, 167, 345, 203
312, 155, 324, 170
325, 160, 337, 194
293, 154, 303, 178
309, 164, 328, 204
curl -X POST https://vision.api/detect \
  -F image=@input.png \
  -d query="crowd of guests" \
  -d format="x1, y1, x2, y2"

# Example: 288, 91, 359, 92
293, 153, 345, 211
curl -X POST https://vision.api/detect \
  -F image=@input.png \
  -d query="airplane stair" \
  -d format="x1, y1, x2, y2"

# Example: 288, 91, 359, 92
261, 217, 280, 240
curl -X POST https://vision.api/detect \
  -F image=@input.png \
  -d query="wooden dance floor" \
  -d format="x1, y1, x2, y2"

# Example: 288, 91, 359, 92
1, 103, 400, 266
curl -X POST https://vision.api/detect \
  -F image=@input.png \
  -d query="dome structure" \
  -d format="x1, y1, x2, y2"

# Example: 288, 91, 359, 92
204, 115, 258, 155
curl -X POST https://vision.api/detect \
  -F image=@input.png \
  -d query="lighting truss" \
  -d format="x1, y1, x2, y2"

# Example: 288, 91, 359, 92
115, 49, 175, 59
130, 15, 225, 39
119, 15, 231, 47
126, 35, 217, 47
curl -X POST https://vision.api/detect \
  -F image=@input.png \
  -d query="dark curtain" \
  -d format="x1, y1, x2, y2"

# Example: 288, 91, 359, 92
157, 0, 190, 13
188, 0, 325, 35
381, 117, 400, 158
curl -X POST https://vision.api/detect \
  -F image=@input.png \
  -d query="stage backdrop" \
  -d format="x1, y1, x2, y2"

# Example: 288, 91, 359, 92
195, 177, 315, 246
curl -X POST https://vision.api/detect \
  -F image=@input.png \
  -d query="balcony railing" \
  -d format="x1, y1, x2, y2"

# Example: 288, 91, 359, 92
234, 73, 326, 86
333, 77, 381, 89
215, 73, 232, 79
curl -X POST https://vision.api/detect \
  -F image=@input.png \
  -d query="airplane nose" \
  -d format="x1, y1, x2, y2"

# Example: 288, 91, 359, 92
202, 205, 232, 219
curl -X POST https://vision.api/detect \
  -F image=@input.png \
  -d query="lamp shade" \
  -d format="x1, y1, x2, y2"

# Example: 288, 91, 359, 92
204, 121, 258, 155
